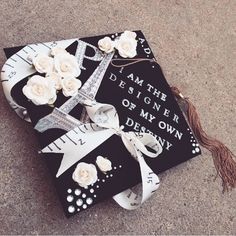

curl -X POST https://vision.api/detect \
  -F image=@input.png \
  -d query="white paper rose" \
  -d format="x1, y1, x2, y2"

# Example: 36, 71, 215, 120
32, 54, 54, 74
51, 47, 68, 56
115, 35, 137, 58
61, 76, 82, 97
96, 156, 112, 172
98, 36, 115, 53
22, 75, 57, 105
54, 53, 81, 78
46, 72, 62, 90
72, 162, 98, 188
122, 30, 137, 39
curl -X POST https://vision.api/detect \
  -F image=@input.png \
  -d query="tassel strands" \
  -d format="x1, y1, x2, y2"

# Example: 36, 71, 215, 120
171, 86, 236, 192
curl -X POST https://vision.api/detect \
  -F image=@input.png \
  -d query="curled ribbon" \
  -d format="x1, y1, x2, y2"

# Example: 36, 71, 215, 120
41, 100, 163, 209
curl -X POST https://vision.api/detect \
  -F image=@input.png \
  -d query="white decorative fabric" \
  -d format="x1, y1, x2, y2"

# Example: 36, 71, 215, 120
41, 100, 162, 210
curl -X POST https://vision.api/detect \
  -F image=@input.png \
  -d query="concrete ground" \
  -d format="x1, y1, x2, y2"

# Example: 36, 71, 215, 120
0, 0, 235, 235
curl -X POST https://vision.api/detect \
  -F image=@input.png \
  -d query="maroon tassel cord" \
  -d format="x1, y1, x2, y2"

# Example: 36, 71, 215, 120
171, 86, 236, 192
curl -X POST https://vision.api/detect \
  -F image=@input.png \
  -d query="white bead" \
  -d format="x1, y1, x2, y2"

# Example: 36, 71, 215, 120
74, 189, 81, 196
68, 206, 75, 213
86, 198, 93, 205
67, 195, 74, 202
76, 199, 83, 206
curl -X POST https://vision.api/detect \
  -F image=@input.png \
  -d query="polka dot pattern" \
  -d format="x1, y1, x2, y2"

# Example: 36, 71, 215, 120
66, 186, 97, 214
66, 162, 122, 214
188, 128, 201, 154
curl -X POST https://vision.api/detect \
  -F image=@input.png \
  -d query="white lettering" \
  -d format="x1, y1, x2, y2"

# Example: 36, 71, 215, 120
140, 109, 156, 123
109, 73, 117, 81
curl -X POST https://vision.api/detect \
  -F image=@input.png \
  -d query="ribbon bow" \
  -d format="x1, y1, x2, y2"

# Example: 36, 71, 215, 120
41, 100, 163, 209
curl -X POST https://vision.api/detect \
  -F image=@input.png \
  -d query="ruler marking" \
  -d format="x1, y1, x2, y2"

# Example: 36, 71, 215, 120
27, 45, 36, 52
41, 42, 51, 49
89, 123, 95, 131
16, 53, 31, 65
5, 63, 14, 68
74, 127, 80, 134
73, 129, 78, 134
65, 134, 77, 145
77, 126, 85, 133
22, 49, 28, 54
60, 137, 65, 143
10, 57, 17, 62
1, 79, 8, 83
53, 142, 61, 150
48, 145, 53, 151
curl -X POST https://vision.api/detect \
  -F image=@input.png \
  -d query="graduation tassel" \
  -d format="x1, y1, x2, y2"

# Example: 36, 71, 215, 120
171, 86, 236, 192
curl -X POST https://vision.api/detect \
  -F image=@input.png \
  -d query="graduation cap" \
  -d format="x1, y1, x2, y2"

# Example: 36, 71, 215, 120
1, 30, 235, 217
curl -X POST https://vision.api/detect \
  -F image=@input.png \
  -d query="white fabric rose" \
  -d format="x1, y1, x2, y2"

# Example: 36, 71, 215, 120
32, 54, 54, 74
115, 32, 137, 58
61, 76, 82, 97
72, 162, 98, 188
51, 47, 68, 56
22, 75, 57, 105
122, 30, 137, 39
54, 53, 81, 78
98, 36, 115, 53
46, 72, 62, 90
96, 156, 112, 172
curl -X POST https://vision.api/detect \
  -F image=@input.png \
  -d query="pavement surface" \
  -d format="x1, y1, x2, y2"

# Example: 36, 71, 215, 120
0, 0, 235, 235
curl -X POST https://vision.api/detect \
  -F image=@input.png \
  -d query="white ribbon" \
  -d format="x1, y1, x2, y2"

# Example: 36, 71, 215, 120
41, 100, 163, 209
